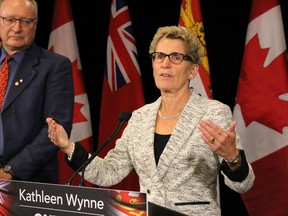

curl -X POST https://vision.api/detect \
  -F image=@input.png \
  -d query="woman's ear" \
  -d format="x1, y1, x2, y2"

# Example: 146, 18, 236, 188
189, 64, 199, 80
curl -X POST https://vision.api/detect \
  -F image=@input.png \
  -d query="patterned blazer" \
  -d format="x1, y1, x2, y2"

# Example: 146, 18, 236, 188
83, 91, 255, 215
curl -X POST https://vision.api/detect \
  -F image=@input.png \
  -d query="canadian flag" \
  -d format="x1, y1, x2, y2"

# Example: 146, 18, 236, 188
48, 0, 93, 185
178, 0, 212, 98
233, 0, 288, 215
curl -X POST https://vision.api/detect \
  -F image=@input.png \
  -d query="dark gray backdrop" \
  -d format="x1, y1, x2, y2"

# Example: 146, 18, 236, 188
35, 1, 288, 215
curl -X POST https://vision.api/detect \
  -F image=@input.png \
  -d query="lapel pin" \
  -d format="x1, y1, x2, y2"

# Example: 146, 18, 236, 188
15, 79, 23, 86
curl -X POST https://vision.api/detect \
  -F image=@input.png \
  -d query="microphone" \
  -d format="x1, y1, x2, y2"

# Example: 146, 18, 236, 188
65, 111, 132, 186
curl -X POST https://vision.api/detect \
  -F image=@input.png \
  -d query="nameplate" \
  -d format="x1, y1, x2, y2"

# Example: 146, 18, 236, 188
0, 180, 146, 215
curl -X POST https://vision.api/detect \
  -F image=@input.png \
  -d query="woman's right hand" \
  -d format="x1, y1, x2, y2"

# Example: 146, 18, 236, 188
46, 117, 73, 155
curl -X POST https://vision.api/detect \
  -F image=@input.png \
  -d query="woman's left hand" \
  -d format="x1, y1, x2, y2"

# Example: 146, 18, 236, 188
198, 120, 238, 161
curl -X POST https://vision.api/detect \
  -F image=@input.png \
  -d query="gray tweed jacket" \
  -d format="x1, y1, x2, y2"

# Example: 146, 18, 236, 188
83, 91, 255, 215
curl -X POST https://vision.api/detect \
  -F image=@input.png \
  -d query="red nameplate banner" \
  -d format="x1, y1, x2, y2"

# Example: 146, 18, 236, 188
0, 180, 147, 216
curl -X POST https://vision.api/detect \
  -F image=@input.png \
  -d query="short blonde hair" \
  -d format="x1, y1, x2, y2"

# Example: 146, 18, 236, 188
149, 26, 203, 65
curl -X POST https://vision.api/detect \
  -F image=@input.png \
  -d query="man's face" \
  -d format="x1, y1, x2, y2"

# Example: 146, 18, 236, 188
0, 0, 37, 54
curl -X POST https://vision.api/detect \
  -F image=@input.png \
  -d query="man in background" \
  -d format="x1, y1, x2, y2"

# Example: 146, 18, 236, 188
0, 0, 74, 183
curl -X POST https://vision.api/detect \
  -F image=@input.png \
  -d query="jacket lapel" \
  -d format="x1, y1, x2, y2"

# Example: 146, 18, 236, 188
140, 98, 162, 181
2, 44, 39, 111
157, 92, 205, 180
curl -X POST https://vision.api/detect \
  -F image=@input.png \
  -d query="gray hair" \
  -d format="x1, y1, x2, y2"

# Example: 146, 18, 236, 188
0, 0, 38, 18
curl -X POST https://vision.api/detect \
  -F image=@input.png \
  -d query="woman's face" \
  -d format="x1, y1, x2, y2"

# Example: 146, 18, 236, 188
152, 38, 198, 95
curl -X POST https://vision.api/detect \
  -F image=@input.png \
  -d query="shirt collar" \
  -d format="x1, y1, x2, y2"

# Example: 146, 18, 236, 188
0, 48, 26, 64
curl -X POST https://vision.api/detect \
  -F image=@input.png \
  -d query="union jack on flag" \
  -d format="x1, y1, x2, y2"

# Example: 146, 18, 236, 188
106, 0, 141, 92
0, 180, 10, 205
0, 180, 15, 215
98, 0, 144, 191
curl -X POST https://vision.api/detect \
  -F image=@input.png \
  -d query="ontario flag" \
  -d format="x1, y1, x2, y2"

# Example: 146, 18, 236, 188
233, 0, 288, 215
98, 0, 145, 191
48, 0, 93, 185
0, 180, 14, 216
178, 0, 212, 98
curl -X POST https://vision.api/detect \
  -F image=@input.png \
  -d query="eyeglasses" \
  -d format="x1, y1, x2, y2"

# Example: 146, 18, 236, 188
150, 52, 194, 64
0, 16, 37, 27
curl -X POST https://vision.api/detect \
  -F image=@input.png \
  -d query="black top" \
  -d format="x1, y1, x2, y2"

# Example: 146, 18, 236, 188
154, 133, 171, 165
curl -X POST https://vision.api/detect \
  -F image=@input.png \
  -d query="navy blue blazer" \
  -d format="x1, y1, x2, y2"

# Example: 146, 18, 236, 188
1, 43, 74, 183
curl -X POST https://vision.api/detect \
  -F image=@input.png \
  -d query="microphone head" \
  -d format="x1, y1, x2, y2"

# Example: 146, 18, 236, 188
118, 112, 132, 122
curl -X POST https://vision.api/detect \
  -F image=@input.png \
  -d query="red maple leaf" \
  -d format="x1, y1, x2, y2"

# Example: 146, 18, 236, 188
71, 60, 88, 124
72, 60, 86, 95
73, 102, 87, 124
237, 35, 288, 133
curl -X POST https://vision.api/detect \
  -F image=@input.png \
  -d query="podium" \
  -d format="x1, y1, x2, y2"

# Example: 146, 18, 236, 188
0, 180, 146, 215
0, 180, 188, 215
148, 202, 188, 216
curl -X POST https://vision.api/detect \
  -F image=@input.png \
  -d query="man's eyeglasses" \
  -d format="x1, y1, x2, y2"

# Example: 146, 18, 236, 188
150, 52, 194, 64
0, 16, 37, 27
